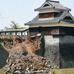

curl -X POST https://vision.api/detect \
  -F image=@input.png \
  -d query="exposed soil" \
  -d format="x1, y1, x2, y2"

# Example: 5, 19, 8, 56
0, 35, 53, 74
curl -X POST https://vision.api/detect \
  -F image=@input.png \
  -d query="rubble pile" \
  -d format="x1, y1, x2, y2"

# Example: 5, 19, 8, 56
4, 50, 53, 74
0, 35, 54, 74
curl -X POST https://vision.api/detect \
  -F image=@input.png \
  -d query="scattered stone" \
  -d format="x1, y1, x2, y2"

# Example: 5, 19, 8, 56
0, 35, 54, 74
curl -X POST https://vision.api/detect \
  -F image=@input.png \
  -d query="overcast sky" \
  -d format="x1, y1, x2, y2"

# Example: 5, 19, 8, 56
0, 0, 74, 29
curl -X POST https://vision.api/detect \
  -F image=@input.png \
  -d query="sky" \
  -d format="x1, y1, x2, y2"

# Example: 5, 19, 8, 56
0, 0, 74, 30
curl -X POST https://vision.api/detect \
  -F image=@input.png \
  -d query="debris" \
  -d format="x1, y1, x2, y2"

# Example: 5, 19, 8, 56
0, 35, 53, 74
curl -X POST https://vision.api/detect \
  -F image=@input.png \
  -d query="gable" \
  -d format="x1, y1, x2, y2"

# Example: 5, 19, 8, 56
43, 4, 50, 7
41, 1, 53, 8
59, 11, 74, 23
63, 16, 73, 21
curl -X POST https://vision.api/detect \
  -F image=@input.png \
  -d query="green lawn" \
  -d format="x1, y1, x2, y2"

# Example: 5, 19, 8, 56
0, 68, 74, 74
0, 69, 5, 74
51, 68, 74, 74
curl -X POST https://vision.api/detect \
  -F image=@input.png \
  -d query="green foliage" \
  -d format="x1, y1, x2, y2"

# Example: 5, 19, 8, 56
5, 21, 25, 30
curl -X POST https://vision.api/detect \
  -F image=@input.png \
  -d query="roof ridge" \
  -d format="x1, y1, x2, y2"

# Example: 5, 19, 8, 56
47, 1, 55, 8
46, 0, 59, 3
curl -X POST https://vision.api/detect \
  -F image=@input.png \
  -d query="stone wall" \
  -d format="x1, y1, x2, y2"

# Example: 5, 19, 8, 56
44, 35, 60, 68
0, 35, 74, 69
44, 35, 74, 68
60, 36, 74, 68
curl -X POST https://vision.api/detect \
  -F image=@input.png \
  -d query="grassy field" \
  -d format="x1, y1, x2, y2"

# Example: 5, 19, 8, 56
0, 69, 5, 74
0, 68, 74, 74
51, 68, 74, 74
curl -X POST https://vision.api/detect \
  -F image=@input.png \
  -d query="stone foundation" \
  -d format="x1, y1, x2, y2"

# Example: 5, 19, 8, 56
44, 35, 74, 68
60, 36, 74, 68
44, 35, 60, 68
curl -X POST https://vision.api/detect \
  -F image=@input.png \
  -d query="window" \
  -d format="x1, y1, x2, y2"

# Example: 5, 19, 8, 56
39, 13, 54, 18
39, 12, 63, 19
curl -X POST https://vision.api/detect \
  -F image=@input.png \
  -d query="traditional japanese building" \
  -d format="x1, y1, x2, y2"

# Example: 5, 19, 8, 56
26, 0, 74, 68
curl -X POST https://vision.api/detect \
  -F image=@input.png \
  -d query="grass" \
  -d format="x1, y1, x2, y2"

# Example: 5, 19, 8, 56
0, 68, 74, 74
51, 68, 74, 74
0, 69, 5, 74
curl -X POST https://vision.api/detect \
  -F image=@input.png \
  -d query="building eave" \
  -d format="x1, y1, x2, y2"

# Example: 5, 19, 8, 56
35, 8, 71, 12
0, 29, 28, 33
25, 21, 59, 26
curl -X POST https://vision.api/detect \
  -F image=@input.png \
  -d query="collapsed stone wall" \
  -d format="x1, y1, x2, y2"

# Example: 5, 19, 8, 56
1, 34, 74, 73
0, 35, 53, 74
0, 35, 41, 54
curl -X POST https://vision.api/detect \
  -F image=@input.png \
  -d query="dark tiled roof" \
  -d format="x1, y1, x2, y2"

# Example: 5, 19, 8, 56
61, 20, 74, 24
26, 15, 60, 25
26, 0, 74, 26
26, 11, 74, 25
0, 29, 28, 33
35, 0, 71, 11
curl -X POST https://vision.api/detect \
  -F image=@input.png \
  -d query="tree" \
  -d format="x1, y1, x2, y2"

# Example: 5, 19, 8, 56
5, 21, 25, 30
